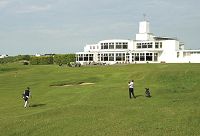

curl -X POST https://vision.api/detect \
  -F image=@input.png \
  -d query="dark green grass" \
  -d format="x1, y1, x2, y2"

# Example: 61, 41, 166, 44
0, 63, 199, 136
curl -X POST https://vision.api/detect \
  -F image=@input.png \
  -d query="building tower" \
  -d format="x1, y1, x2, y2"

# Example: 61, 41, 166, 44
136, 15, 154, 41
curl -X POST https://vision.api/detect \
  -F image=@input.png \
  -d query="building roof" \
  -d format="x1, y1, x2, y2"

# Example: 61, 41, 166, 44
153, 36, 177, 40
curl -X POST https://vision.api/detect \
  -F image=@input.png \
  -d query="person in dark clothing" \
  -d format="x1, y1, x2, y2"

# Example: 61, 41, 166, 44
145, 88, 151, 97
128, 80, 136, 99
22, 87, 31, 108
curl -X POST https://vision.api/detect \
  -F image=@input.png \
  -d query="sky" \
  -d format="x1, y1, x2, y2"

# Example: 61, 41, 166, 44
0, 0, 200, 55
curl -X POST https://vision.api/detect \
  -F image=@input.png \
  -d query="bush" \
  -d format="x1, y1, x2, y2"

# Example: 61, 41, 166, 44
54, 54, 76, 65
0, 57, 17, 64
30, 56, 53, 65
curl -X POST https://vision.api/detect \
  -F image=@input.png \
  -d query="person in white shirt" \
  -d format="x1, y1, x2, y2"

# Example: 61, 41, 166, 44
128, 80, 136, 99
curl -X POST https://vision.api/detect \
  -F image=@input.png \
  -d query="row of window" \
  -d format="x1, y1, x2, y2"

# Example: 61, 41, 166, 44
136, 42, 162, 49
101, 42, 128, 46
132, 53, 158, 61
183, 51, 200, 57
89, 42, 162, 50
101, 45, 128, 49
76, 54, 94, 61
76, 53, 158, 62
90, 46, 98, 50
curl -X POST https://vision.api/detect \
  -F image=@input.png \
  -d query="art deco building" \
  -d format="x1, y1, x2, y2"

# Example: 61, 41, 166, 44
76, 20, 200, 64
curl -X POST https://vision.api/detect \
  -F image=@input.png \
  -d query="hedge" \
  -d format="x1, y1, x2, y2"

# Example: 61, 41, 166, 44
54, 54, 76, 65
30, 56, 54, 65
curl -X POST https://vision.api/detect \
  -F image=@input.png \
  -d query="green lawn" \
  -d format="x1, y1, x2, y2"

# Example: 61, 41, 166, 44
0, 63, 199, 136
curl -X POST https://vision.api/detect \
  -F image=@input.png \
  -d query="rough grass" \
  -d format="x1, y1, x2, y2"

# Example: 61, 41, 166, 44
0, 63, 199, 136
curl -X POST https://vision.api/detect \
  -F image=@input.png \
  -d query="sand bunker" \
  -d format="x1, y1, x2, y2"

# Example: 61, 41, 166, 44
79, 83, 95, 85
51, 82, 95, 87
63, 84, 73, 87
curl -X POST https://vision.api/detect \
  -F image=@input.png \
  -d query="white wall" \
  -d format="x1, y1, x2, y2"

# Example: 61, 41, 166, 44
84, 44, 99, 52
139, 21, 150, 33
159, 40, 179, 63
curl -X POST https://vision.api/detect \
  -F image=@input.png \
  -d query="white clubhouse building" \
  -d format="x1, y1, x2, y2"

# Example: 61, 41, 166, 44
76, 20, 200, 64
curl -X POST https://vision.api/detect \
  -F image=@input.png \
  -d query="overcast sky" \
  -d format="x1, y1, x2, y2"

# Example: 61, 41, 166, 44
0, 0, 200, 55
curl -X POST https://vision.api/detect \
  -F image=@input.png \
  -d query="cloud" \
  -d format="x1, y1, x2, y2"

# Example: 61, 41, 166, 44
0, 0, 9, 8
16, 4, 52, 13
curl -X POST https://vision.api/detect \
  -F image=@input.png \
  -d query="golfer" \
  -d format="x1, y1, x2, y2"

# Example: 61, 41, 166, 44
22, 87, 31, 108
128, 80, 136, 99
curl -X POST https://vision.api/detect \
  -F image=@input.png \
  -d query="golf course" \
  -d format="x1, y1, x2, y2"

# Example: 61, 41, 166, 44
0, 63, 199, 136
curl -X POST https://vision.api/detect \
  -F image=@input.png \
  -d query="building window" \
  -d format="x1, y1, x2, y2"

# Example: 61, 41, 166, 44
79, 54, 83, 61
155, 42, 159, 48
116, 45, 121, 49
103, 54, 108, 61
160, 42, 162, 48
89, 54, 93, 61
142, 43, 147, 48
132, 53, 135, 61
126, 53, 129, 62
122, 53, 125, 61
123, 45, 128, 49
177, 52, 179, 58
140, 53, 145, 61
135, 53, 139, 61
100, 54, 103, 61
146, 53, 152, 61
109, 53, 114, 61
84, 54, 88, 61
104, 44, 108, 49
115, 53, 125, 61
109, 45, 114, 49
147, 42, 153, 48
136, 43, 141, 49
154, 53, 158, 61
116, 53, 122, 61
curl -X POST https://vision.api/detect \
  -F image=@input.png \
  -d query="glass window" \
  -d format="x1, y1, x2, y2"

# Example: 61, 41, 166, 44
140, 53, 145, 61
109, 53, 114, 61
79, 55, 83, 61
123, 45, 128, 49
104, 45, 108, 49
116, 45, 121, 49
177, 52, 179, 58
84, 54, 88, 61
142, 44, 147, 48
103, 54, 108, 61
148, 45, 152, 48
146, 53, 152, 61
109, 45, 114, 49
154, 53, 158, 61
89, 54, 93, 61
135, 53, 139, 61
116, 53, 122, 61
155, 45, 159, 48
137, 45, 141, 49
122, 53, 125, 61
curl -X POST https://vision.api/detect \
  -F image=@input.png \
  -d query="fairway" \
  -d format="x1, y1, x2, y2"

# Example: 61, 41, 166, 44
0, 63, 199, 136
